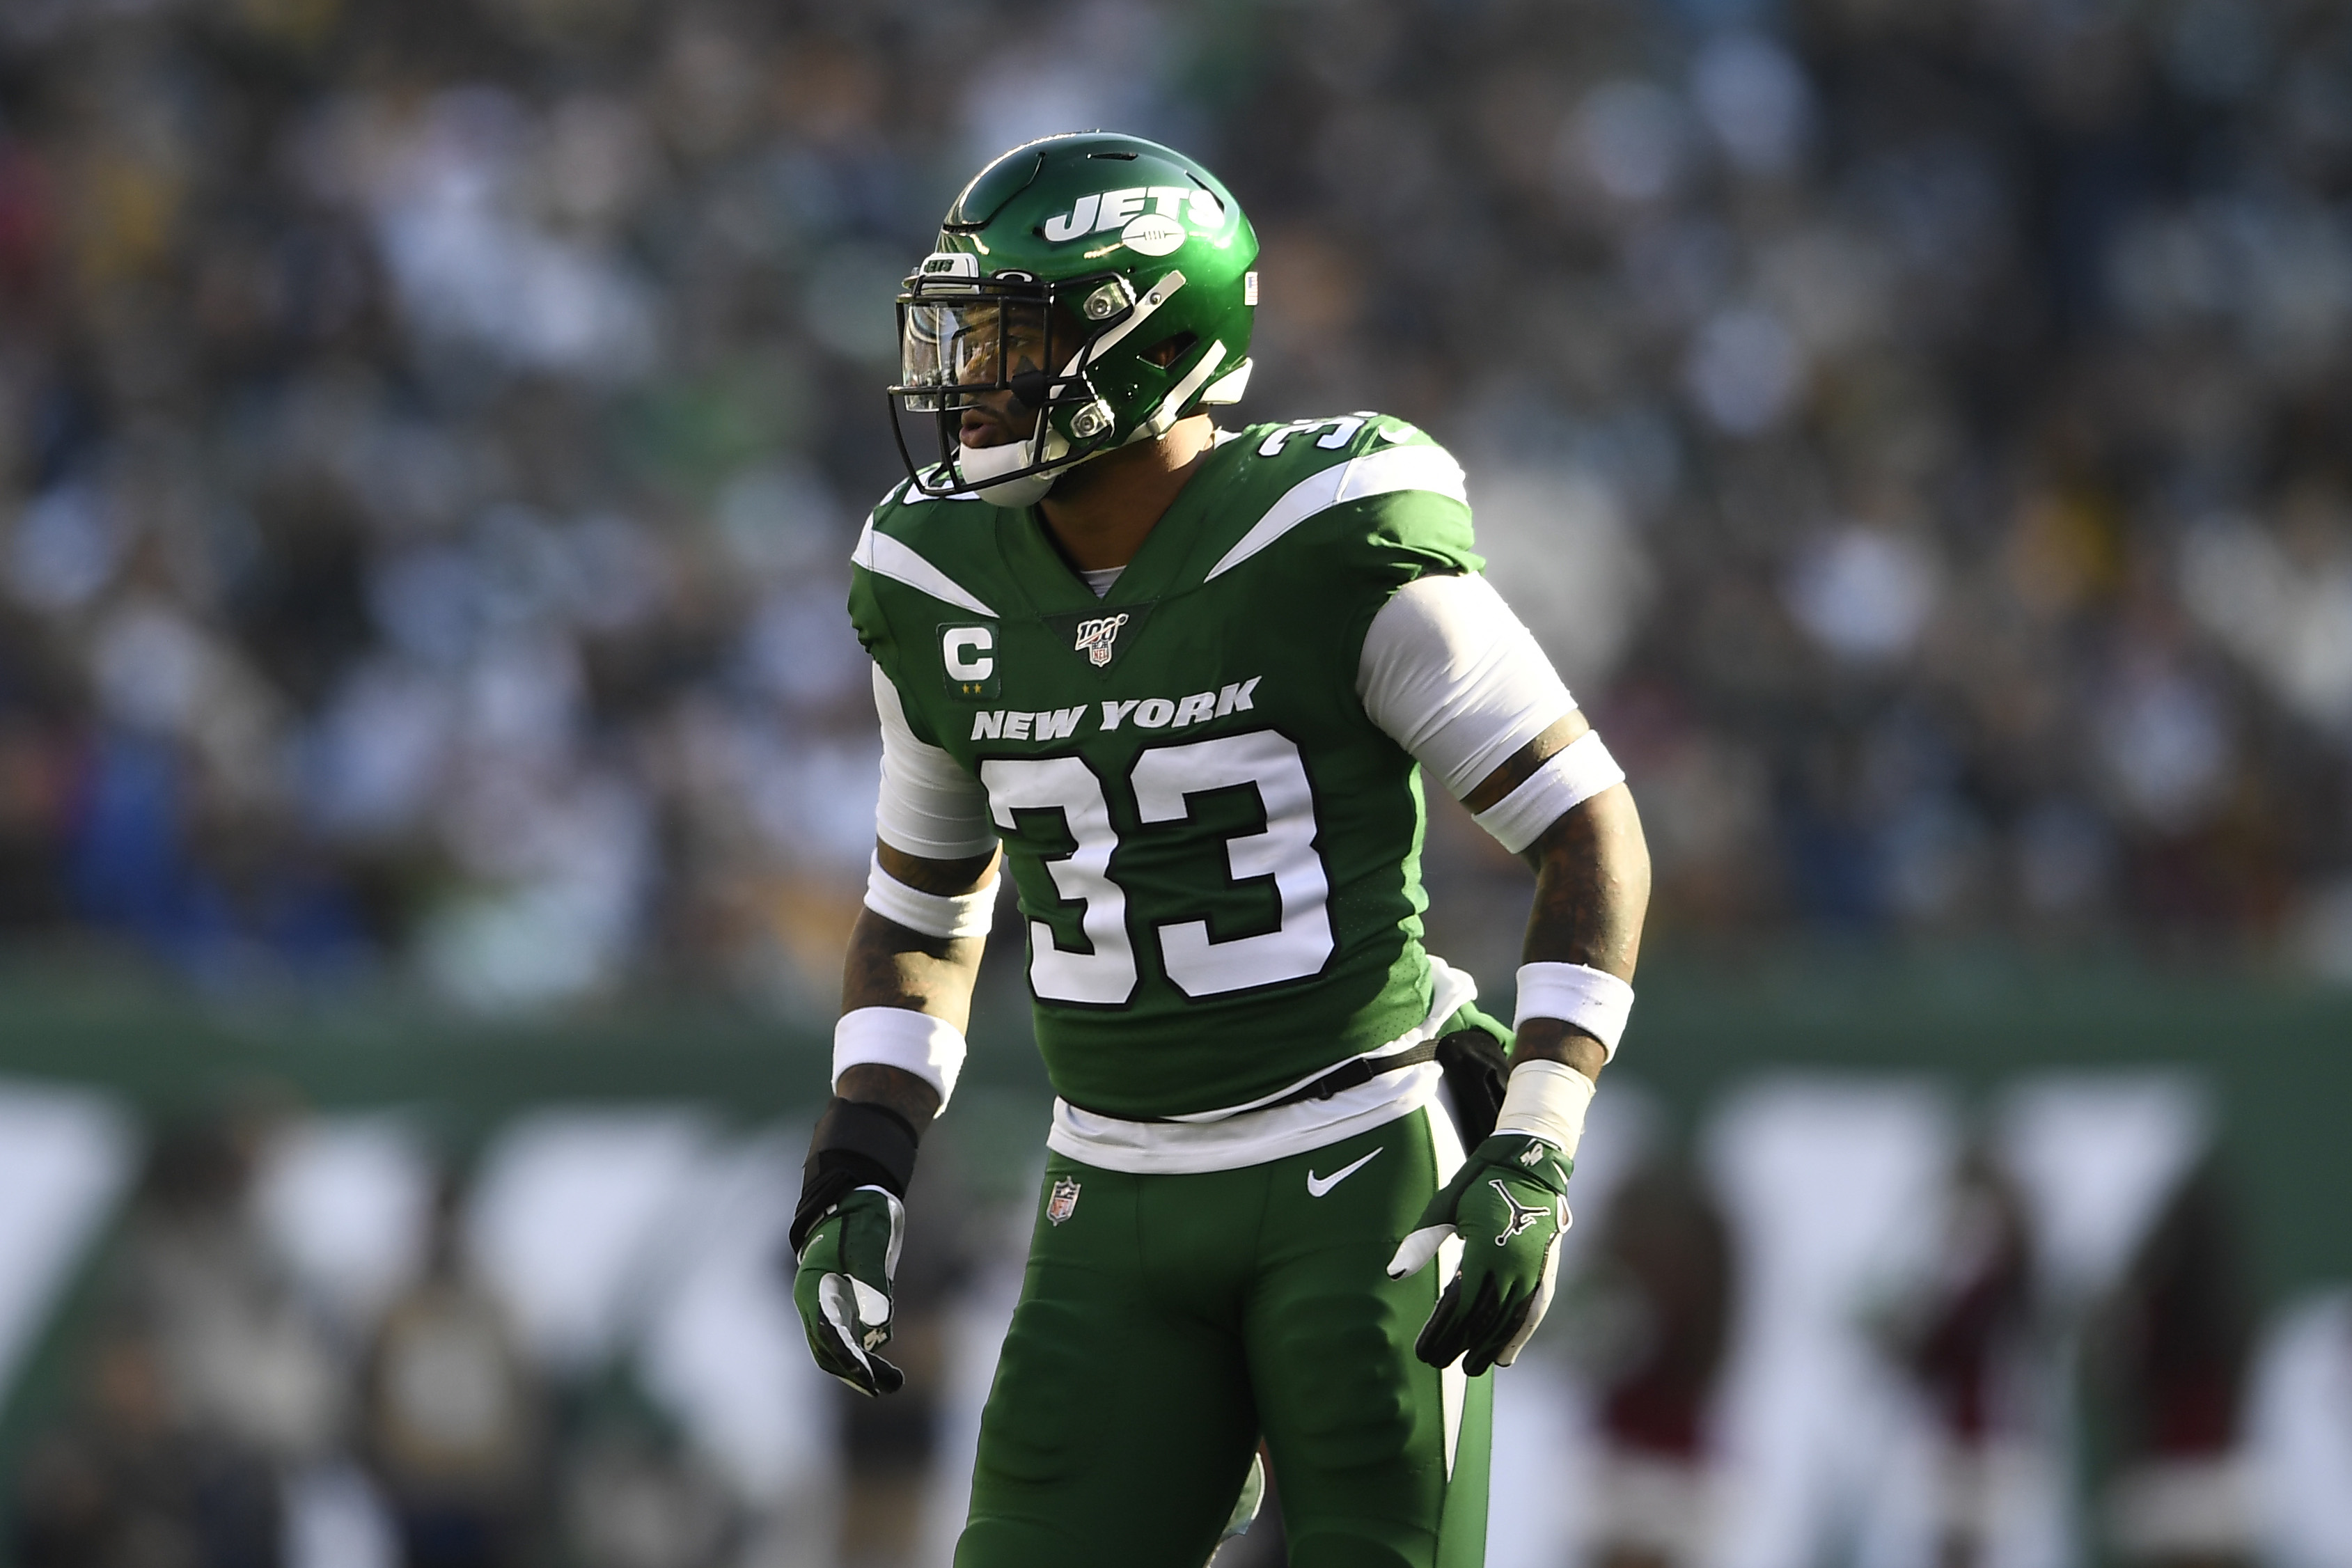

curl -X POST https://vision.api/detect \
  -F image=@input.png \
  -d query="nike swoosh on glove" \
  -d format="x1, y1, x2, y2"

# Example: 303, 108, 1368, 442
791, 1184, 907, 1395
1386, 1133, 1572, 1375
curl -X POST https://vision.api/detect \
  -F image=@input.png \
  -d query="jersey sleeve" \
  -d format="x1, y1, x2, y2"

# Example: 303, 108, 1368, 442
1206, 420, 1483, 589
847, 494, 946, 754
1356, 572, 1577, 799
1324, 437, 1484, 589
847, 546, 900, 678
871, 663, 997, 860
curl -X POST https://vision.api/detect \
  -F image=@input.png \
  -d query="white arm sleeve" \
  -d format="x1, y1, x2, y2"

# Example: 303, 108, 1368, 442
872, 663, 997, 860
1357, 574, 1578, 800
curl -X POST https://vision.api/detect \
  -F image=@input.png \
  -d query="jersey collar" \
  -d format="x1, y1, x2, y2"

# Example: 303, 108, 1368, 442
996, 434, 1252, 616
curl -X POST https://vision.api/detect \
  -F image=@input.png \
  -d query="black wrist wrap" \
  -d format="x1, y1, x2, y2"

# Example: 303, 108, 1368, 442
1434, 1026, 1511, 1147
790, 1097, 921, 1256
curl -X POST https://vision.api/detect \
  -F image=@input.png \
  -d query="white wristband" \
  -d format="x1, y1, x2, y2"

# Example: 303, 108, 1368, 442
1473, 730, 1626, 854
863, 854, 996, 941
832, 1007, 967, 1111
1514, 961, 1634, 1060
1496, 1059, 1597, 1157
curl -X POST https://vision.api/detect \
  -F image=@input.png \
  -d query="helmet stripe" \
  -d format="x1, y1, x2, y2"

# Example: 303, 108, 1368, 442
1145, 339, 1228, 437
1083, 270, 1186, 366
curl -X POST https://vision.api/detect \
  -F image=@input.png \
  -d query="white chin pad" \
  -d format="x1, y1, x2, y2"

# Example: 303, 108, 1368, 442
956, 437, 1056, 507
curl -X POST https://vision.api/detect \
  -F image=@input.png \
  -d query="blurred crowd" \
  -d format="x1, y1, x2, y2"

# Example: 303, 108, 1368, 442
3, 0, 2352, 1009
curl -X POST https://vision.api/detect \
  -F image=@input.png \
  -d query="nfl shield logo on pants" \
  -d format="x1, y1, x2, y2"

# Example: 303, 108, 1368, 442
1046, 1176, 1081, 1225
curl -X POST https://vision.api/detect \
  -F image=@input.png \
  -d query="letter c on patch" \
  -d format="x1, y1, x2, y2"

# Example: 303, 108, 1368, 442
943, 625, 995, 681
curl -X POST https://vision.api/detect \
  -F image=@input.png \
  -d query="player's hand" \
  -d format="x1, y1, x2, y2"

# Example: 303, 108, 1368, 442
790, 1184, 907, 1395
1386, 1133, 1573, 1375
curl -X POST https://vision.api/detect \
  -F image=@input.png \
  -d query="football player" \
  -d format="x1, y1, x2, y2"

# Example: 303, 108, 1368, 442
790, 132, 1651, 1568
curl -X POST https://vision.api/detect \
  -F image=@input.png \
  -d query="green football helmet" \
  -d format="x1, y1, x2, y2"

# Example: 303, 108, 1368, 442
888, 132, 1259, 507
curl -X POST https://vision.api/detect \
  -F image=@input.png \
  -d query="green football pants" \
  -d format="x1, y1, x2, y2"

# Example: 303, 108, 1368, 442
955, 1103, 1492, 1568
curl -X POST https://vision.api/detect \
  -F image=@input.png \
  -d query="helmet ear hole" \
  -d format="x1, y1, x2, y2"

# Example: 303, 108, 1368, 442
1143, 331, 1198, 370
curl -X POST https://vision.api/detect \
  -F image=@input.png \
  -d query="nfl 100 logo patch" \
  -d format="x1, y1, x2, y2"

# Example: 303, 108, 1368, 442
1046, 1176, 1081, 1225
1044, 603, 1153, 675
1073, 613, 1129, 668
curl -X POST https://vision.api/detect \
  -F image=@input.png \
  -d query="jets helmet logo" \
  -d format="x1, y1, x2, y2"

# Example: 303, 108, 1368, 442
1046, 1177, 1082, 1225
1040, 185, 1225, 251
1073, 613, 1131, 668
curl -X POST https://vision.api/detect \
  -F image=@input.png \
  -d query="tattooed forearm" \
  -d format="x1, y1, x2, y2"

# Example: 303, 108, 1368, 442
834, 840, 997, 1122
845, 838, 997, 1022
1512, 782, 1651, 1081
841, 910, 987, 1026
1519, 783, 1647, 977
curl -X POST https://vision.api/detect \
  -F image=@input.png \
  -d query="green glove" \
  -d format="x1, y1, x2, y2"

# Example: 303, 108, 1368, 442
1386, 1132, 1573, 1375
791, 1185, 907, 1396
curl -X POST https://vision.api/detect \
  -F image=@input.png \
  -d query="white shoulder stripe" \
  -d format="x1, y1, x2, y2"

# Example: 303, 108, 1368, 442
852, 518, 1001, 618
1204, 444, 1469, 581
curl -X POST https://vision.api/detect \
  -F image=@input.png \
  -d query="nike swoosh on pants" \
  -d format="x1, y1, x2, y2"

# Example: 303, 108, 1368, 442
1306, 1145, 1384, 1198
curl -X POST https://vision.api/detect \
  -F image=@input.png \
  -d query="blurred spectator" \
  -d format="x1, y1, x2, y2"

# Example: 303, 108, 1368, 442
13, 1113, 334, 1568
2099, 1161, 2259, 1568
1882, 1152, 2044, 1568
1576, 1157, 1733, 1568
362, 1173, 544, 1568
558, 1394, 735, 1568
109, 1115, 345, 1466
14, 1327, 284, 1568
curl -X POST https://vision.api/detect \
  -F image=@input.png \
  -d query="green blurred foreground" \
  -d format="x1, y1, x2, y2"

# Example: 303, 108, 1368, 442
1, 949, 2343, 1301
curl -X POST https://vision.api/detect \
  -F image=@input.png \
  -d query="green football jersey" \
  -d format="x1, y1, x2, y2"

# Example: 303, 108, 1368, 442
849, 414, 1484, 1120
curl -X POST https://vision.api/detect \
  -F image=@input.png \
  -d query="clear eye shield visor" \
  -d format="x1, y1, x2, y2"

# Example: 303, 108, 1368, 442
886, 260, 1138, 503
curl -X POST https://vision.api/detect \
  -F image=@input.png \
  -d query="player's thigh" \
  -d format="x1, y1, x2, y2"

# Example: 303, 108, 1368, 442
957, 1161, 1257, 1568
1246, 1106, 1491, 1568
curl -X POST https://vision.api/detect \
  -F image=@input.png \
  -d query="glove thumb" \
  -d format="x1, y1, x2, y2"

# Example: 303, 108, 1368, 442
1386, 1223, 1454, 1280
816, 1273, 907, 1397
851, 1279, 892, 1339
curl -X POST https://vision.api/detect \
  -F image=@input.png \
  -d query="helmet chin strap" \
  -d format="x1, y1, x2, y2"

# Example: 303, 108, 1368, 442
954, 338, 1129, 506
955, 376, 1090, 505
956, 434, 1058, 508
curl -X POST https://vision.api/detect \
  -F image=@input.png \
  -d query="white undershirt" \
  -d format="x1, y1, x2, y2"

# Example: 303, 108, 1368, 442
871, 668, 997, 860
1079, 565, 1124, 599
862, 569, 1580, 1171
1354, 572, 1576, 797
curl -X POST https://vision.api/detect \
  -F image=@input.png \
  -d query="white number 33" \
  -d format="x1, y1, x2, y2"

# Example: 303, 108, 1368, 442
980, 731, 1335, 1004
